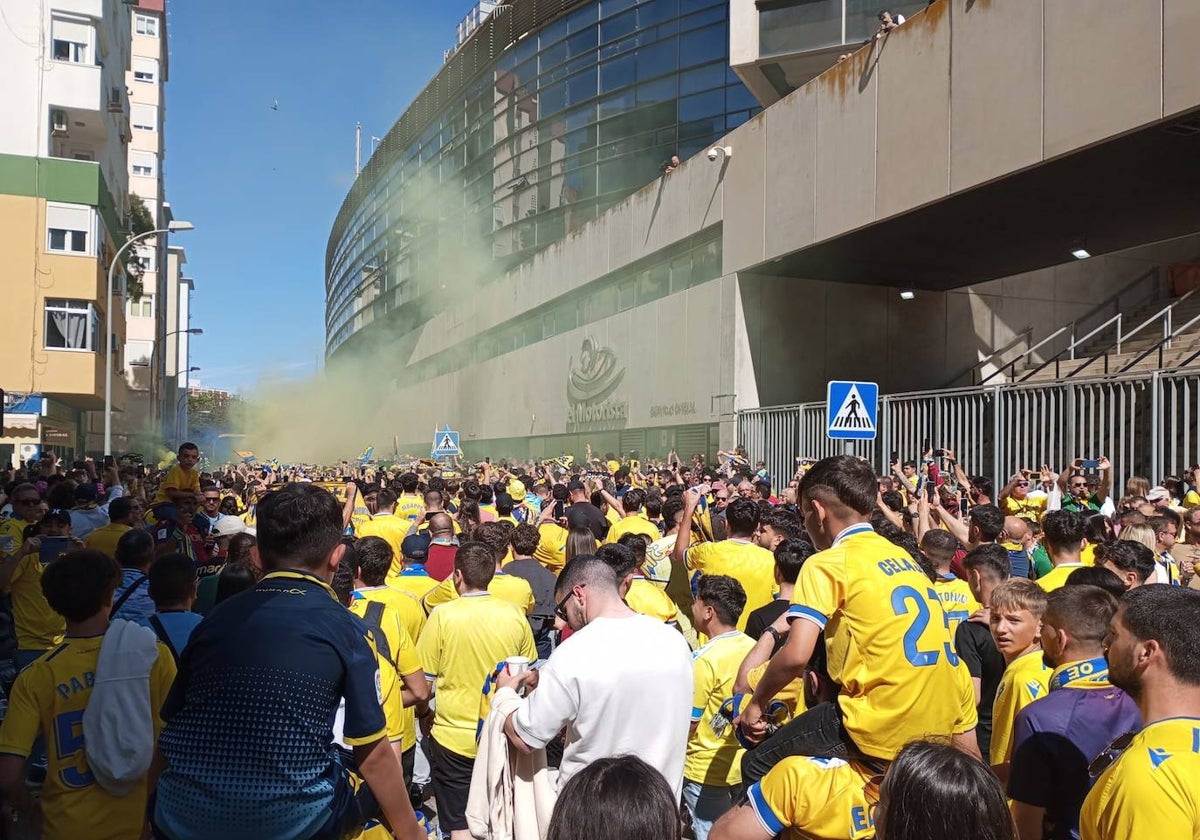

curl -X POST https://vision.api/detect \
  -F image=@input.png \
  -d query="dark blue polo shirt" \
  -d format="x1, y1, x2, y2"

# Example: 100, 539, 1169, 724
154, 569, 385, 840
1008, 658, 1142, 840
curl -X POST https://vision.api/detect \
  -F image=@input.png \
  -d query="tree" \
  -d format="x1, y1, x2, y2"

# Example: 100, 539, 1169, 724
124, 194, 156, 301
187, 390, 244, 437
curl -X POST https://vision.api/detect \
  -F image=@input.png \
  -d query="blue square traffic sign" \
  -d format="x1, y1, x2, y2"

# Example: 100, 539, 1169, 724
826, 381, 878, 440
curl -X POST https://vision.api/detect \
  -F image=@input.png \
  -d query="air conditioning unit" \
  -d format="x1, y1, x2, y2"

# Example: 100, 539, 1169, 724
107, 87, 124, 113
51, 109, 68, 135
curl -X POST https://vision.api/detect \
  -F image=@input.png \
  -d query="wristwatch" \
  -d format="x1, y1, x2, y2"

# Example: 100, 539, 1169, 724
764, 626, 785, 646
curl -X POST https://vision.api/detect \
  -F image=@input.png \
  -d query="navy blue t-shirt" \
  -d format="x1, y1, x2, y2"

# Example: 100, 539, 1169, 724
154, 569, 385, 840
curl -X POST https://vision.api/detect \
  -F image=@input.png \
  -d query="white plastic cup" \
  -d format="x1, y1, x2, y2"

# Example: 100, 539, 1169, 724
505, 656, 531, 677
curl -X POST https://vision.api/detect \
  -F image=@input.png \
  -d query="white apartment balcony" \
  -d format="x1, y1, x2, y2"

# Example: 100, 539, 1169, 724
45, 58, 105, 114
53, 0, 104, 18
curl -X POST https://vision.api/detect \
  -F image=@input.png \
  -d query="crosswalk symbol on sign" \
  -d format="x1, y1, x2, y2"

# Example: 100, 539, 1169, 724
431, 426, 461, 458
826, 381, 879, 441
437, 434, 455, 451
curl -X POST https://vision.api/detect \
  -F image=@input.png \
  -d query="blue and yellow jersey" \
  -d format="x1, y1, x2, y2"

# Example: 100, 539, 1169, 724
626, 577, 679, 623
686, 539, 776, 631
605, 513, 661, 545
686, 631, 757, 787
421, 572, 535, 617
747, 755, 882, 840
354, 514, 412, 571
397, 494, 425, 523
415, 592, 535, 758
355, 585, 426, 647
349, 599, 422, 752
0, 635, 176, 840
387, 565, 440, 603
1081, 717, 1200, 840
931, 574, 980, 641
0, 516, 29, 559
787, 524, 964, 760
990, 648, 1051, 767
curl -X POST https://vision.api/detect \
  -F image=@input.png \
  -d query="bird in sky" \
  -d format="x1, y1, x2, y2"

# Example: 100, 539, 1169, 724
270, 100, 279, 111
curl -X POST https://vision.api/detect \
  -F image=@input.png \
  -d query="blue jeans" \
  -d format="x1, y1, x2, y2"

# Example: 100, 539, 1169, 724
683, 780, 740, 840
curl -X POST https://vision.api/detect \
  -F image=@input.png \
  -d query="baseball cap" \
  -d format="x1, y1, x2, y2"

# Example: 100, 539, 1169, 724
211, 517, 256, 538
401, 533, 431, 561
566, 480, 586, 493
1146, 486, 1170, 503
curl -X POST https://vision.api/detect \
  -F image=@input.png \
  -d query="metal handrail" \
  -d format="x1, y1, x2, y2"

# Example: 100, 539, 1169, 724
1068, 313, 1122, 358
1116, 309, 1200, 374
1064, 287, 1199, 379
979, 266, 1161, 385
941, 327, 1032, 387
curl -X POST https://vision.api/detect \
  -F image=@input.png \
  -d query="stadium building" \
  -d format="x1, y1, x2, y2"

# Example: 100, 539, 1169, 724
326, 0, 1200, 462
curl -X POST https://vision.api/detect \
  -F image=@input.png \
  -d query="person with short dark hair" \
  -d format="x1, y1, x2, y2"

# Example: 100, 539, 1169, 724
737, 455, 972, 786
0, 549, 176, 839
754, 508, 801, 553
1009, 585, 1140, 840
546, 755, 681, 840
85, 496, 136, 559
743, 538, 814, 645
149, 483, 425, 840
1036, 510, 1087, 592
355, 488, 409, 571
499, 554, 692, 802
139, 552, 203, 660
956, 543, 1011, 761
422, 525, 534, 617
153, 442, 201, 506
613, 534, 679, 625
684, 575, 753, 838
353, 536, 425, 645
417, 541, 535, 839
110, 527, 156, 623
1094, 539, 1155, 592
603, 487, 659, 546
1146, 514, 1182, 585
1081, 586, 1200, 838
1065, 565, 1127, 599
922, 528, 980, 624
504, 523, 558, 659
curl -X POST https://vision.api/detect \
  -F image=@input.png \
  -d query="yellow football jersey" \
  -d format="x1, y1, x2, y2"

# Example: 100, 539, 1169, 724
356, 585, 426, 646
1081, 717, 1200, 840
534, 522, 568, 573
748, 755, 881, 840
686, 631, 757, 787
0, 516, 28, 559
932, 575, 981, 641
0, 635, 176, 840
349, 599, 422, 751
153, 463, 200, 504
1002, 495, 1047, 523
686, 539, 776, 631
626, 577, 679, 623
605, 513, 661, 545
1036, 562, 1085, 593
386, 567, 440, 603
396, 494, 425, 523
4, 555, 66, 651
989, 648, 1051, 766
353, 514, 411, 569
415, 592, 535, 758
788, 524, 964, 760
421, 573, 535, 617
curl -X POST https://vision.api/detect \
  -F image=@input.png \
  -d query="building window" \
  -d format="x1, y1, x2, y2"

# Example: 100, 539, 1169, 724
44, 299, 100, 352
45, 203, 94, 256
133, 57, 158, 84
131, 104, 156, 132
128, 294, 154, 318
131, 150, 157, 178
132, 163, 152, 176
134, 13, 158, 36
51, 15, 92, 64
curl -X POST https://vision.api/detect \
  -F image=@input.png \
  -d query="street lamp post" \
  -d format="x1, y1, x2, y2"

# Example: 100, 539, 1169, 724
104, 220, 194, 456
158, 329, 202, 442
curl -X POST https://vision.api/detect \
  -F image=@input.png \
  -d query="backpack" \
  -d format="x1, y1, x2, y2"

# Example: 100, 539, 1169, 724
360, 600, 399, 672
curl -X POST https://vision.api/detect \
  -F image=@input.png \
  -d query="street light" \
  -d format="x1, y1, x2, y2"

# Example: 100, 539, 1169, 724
104, 220, 194, 456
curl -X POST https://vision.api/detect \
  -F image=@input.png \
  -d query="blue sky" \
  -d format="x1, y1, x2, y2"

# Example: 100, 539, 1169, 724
165, 1, 468, 393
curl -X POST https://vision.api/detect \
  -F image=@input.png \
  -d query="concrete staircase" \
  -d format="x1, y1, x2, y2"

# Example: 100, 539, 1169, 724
1017, 292, 1200, 382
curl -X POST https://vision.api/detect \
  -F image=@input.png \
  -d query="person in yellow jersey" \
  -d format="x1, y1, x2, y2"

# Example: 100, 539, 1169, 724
0, 549, 176, 840
712, 634, 886, 840
416, 542, 536, 840
734, 455, 966, 787
422, 524, 534, 617
82, 496, 136, 559
612, 535, 680, 625
987, 577, 1051, 784
685, 575, 756, 839
394, 472, 426, 523
0, 484, 43, 561
1035, 511, 1088, 593
673, 493, 776, 632
920, 529, 981, 641
354, 488, 411, 564
388, 534, 440, 602
602, 487, 661, 545
2, 509, 74, 667
152, 442, 202, 506
353, 536, 426, 644
999, 472, 1048, 524
332, 552, 430, 786
1081, 586, 1200, 840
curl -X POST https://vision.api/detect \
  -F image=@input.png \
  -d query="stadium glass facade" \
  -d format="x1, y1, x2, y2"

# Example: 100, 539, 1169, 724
326, 0, 758, 359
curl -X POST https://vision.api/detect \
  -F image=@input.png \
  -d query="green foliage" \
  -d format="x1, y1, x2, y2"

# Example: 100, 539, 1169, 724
124, 195, 156, 301
188, 390, 245, 436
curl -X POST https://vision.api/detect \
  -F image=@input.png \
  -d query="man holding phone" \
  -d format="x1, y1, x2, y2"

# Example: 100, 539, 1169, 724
1057, 457, 1111, 514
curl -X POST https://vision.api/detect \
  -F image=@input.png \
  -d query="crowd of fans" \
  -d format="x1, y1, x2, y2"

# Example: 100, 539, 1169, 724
0, 441, 1197, 839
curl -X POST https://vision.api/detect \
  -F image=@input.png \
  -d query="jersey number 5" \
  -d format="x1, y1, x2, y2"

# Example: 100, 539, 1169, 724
890, 585, 960, 668
52, 709, 95, 789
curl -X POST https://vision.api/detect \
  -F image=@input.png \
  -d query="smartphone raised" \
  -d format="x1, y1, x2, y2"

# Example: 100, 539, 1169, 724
1081, 459, 1101, 470
39, 536, 70, 565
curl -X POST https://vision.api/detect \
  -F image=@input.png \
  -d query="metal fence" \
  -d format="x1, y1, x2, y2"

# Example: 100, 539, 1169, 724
738, 368, 1200, 494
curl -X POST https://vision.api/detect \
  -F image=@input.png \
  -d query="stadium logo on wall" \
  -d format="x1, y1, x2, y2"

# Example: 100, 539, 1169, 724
566, 336, 628, 430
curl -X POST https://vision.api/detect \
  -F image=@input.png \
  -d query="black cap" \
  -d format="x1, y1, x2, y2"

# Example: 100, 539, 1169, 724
401, 533, 431, 561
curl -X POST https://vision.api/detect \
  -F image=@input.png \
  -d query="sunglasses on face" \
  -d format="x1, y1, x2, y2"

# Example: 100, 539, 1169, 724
15, 498, 40, 505
1089, 731, 1136, 778
1016, 482, 1030, 487
555, 588, 576, 622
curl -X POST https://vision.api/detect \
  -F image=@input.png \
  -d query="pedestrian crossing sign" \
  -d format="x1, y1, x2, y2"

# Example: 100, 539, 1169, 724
431, 426, 461, 458
826, 381, 878, 440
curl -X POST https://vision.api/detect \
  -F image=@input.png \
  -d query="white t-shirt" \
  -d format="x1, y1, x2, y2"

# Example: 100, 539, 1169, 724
513, 613, 693, 798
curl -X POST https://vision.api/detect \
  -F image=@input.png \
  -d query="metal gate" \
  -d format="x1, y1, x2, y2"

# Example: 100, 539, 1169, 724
738, 369, 1200, 494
